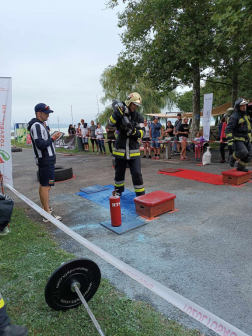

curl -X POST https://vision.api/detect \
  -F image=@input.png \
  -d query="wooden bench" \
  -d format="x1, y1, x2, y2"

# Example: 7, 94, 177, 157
221, 169, 251, 185
134, 191, 176, 219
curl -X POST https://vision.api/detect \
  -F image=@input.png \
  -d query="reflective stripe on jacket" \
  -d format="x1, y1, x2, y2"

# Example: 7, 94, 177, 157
225, 111, 251, 143
109, 108, 144, 160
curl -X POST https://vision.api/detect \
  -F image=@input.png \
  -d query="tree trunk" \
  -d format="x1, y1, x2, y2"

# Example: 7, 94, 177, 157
232, 71, 238, 107
232, 55, 238, 106
191, 62, 201, 139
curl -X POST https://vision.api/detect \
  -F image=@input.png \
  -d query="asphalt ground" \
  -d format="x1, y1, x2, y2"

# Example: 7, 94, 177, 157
8, 147, 252, 336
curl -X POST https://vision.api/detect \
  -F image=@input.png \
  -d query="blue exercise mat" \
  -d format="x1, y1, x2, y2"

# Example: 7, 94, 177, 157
76, 184, 137, 216
79, 184, 109, 194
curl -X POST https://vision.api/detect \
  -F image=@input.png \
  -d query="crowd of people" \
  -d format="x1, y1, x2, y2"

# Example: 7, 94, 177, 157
65, 113, 200, 160
62, 98, 251, 169
66, 118, 117, 155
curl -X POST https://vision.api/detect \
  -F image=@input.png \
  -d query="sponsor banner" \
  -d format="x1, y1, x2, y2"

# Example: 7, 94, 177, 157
26, 133, 32, 145
0, 78, 13, 186
63, 135, 76, 150
15, 123, 27, 143
4, 183, 249, 336
203, 93, 213, 141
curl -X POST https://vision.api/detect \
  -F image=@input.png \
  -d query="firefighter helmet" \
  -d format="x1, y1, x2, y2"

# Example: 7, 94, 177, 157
226, 107, 234, 116
125, 92, 142, 107
234, 98, 248, 111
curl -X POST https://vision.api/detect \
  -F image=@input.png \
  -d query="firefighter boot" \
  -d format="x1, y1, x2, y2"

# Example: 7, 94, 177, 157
236, 162, 249, 172
0, 324, 28, 336
229, 154, 236, 167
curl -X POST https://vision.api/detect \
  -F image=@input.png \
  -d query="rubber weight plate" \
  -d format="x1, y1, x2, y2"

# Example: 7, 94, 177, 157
45, 258, 101, 311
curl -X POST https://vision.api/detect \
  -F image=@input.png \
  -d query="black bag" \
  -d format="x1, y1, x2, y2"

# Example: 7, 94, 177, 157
0, 193, 14, 231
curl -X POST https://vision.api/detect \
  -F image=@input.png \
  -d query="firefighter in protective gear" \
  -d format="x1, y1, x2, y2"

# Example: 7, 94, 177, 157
109, 92, 145, 196
247, 103, 252, 158
226, 107, 234, 123
225, 107, 235, 157
225, 98, 251, 172
0, 291, 28, 335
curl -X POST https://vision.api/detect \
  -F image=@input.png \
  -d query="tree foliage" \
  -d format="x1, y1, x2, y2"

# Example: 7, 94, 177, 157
97, 61, 177, 124
209, 0, 252, 104
104, 0, 252, 133
106, 0, 216, 136
176, 78, 232, 111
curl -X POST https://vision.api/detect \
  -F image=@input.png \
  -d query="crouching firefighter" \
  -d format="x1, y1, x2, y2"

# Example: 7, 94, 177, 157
109, 92, 145, 197
225, 98, 251, 172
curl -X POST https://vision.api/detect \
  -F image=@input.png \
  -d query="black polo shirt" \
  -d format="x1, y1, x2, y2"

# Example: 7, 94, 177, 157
178, 124, 190, 138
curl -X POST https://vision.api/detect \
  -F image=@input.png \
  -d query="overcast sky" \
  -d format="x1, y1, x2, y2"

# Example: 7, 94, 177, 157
1, 0, 127, 125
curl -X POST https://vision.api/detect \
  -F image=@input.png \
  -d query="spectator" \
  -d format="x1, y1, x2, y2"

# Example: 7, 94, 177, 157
73, 124, 76, 131
95, 123, 106, 155
142, 119, 151, 158
178, 117, 190, 160
106, 117, 116, 156
76, 123, 81, 135
80, 119, 89, 151
68, 124, 76, 135
150, 117, 164, 160
194, 131, 202, 161
173, 113, 182, 154
164, 120, 174, 137
218, 117, 224, 140
163, 120, 174, 153
89, 120, 99, 154
219, 115, 232, 163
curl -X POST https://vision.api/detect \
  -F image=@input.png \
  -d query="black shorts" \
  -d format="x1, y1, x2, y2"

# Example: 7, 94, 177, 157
91, 138, 98, 145
38, 165, 55, 186
142, 137, 150, 142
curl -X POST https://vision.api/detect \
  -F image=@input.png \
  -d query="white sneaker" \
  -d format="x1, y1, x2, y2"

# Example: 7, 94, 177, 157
0, 226, 11, 235
43, 212, 62, 222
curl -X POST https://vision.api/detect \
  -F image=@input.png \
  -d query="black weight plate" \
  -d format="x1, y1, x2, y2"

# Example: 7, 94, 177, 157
45, 258, 101, 311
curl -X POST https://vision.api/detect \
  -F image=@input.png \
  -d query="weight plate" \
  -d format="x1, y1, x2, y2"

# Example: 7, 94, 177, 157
45, 258, 101, 311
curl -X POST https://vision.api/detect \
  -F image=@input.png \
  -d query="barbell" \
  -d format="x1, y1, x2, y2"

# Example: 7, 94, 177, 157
45, 258, 105, 336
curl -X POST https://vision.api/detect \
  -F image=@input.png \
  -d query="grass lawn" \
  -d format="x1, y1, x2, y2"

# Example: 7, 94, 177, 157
0, 208, 202, 336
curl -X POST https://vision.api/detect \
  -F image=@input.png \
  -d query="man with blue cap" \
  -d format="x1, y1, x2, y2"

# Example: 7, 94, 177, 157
27, 103, 62, 222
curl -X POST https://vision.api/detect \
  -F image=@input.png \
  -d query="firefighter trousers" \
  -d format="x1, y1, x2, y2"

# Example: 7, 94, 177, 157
232, 141, 251, 167
0, 292, 10, 331
114, 157, 145, 196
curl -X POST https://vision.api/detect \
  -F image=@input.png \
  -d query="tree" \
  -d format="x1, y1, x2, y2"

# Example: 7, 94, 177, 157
176, 79, 231, 125
210, 0, 252, 105
107, 0, 216, 137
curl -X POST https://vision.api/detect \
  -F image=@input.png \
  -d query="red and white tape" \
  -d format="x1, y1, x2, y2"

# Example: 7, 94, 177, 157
4, 183, 249, 336
76, 135, 116, 142
140, 140, 228, 144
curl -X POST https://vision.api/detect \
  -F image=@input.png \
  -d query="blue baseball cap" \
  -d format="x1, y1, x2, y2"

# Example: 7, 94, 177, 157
34, 103, 54, 114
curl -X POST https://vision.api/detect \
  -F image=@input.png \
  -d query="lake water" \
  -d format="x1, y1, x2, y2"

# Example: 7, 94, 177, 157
11, 119, 216, 139
49, 127, 69, 135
